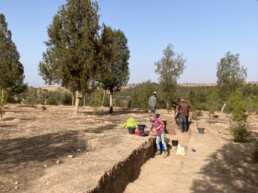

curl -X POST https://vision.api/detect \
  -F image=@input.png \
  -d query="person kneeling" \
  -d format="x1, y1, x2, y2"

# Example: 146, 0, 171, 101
148, 113, 168, 157
122, 117, 138, 134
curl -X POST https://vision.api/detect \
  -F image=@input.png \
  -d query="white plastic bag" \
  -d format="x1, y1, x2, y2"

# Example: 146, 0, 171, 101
176, 144, 186, 156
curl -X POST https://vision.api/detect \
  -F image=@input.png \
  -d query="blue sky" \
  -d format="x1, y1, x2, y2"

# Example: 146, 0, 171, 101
0, 0, 257, 86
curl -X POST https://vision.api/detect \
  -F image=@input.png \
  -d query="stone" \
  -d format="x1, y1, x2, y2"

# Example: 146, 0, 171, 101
68, 155, 74, 158
14, 181, 19, 185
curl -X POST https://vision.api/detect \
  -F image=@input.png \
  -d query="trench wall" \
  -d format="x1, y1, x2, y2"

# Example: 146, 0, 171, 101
87, 137, 156, 193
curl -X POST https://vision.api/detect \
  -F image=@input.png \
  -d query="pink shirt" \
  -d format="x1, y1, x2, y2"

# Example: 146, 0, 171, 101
150, 118, 164, 136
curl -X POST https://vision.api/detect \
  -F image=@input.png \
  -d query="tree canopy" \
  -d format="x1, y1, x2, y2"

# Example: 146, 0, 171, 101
0, 14, 24, 90
155, 44, 186, 107
217, 52, 247, 102
98, 25, 130, 113
39, 0, 100, 113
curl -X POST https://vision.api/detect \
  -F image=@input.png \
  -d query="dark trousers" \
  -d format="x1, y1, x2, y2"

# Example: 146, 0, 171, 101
186, 116, 189, 132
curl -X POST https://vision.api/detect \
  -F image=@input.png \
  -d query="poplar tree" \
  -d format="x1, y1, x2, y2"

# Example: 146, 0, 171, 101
0, 14, 24, 108
98, 25, 130, 113
39, 0, 99, 114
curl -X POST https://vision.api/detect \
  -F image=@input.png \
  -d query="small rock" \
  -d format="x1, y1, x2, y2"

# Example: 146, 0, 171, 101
68, 155, 74, 158
15, 186, 19, 190
56, 160, 61, 164
76, 149, 82, 152
14, 181, 19, 185
44, 164, 48, 168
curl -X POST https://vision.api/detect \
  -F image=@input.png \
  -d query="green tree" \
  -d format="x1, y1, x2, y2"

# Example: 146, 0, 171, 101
155, 44, 186, 108
216, 52, 247, 112
0, 14, 24, 104
39, 0, 100, 114
128, 81, 163, 109
227, 90, 247, 122
98, 25, 130, 113
7, 80, 28, 103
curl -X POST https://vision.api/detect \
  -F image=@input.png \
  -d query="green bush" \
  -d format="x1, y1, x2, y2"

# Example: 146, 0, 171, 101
46, 97, 58, 105
227, 91, 247, 122
253, 139, 258, 163
89, 90, 102, 107
230, 123, 249, 143
62, 92, 72, 105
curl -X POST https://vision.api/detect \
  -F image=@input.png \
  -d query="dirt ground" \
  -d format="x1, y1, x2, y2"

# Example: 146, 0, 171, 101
0, 105, 154, 193
125, 112, 258, 193
0, 105, 258, 193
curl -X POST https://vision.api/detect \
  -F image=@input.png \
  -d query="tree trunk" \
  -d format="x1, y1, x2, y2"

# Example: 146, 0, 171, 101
221, 102, 227, 113
74, 90, 82, 115
101, 90, 106, 109
83, 94, 86, 106
109, 90, 113, 114
166, 100, 169, 109
72, 92, 75, 106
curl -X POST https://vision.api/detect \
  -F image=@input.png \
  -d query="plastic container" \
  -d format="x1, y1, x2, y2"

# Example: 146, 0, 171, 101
138, 124, 146, 132
198, 127, 205, 134
159, 141, 165, 151
172, 140, 179, 146
128, 127, 135, 134
159, 138, 170, 151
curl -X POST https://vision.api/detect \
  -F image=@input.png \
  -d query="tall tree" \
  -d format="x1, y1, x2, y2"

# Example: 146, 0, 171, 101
0, 14, 24, 107
155, 44, 186, 108
216, 52, 247, 112
39, 0, 100, 114
98, 25, 130, 113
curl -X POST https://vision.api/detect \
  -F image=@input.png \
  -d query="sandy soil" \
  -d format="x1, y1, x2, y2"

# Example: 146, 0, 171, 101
0, 105, 154, 193
1, 106, 258, 193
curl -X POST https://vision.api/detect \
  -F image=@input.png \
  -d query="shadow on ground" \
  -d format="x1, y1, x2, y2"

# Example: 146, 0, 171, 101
190, 141, 258, 193
0, 131, 86, 174
82, 109, 146, 116
83, 124, 117, 133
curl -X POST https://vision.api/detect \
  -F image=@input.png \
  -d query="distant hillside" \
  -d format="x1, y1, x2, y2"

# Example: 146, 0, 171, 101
121, 81, 258, 89
38, 81, 258, 92
39, 86, 70, 92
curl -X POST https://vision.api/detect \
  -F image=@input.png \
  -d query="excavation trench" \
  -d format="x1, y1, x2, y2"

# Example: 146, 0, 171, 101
87, 137, 156, 193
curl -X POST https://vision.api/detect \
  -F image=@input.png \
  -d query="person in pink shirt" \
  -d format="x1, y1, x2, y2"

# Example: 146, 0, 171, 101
148, 113, 168, 157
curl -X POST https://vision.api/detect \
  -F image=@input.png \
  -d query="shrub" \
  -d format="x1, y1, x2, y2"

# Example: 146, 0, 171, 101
41, 106, 47, 111
46, 97, 58, 105
227, 91, 247, 122
89, 90, 102, 107
230, 123, 249, 143
253, 139, 258, 163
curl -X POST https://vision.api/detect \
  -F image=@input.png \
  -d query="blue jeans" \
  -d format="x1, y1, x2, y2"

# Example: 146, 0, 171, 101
156, 132, 167, 150
180, 115, 187, 132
